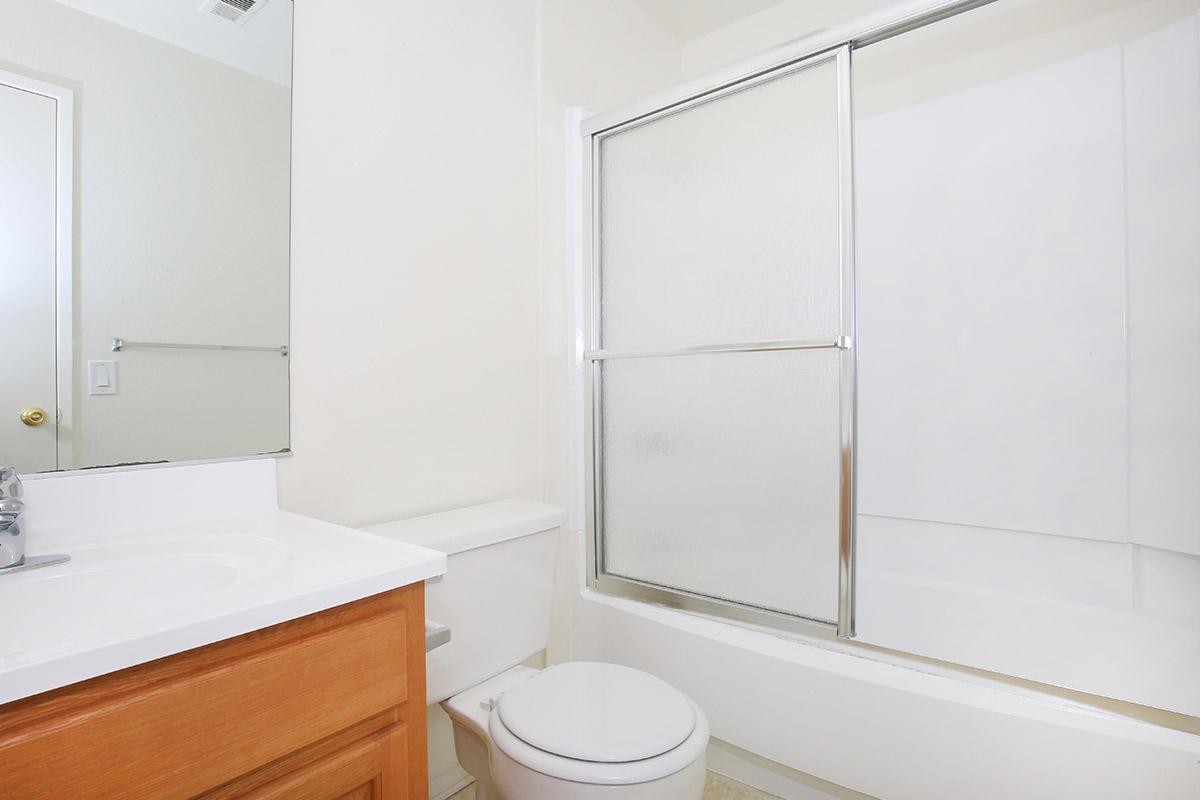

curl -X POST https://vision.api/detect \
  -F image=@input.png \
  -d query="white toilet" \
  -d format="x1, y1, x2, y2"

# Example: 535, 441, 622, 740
364, 500, 709, 800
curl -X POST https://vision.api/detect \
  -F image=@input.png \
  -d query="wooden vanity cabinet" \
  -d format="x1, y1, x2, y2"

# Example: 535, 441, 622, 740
0, 582, 427, 800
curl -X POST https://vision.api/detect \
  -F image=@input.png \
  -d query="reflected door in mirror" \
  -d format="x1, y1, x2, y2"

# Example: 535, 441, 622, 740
0, 78, 57, 472
2, 0, 292, 474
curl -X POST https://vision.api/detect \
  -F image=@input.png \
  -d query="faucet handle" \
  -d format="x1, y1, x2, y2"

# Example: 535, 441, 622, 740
0, 467, 22, 500
0, 466, 24, 541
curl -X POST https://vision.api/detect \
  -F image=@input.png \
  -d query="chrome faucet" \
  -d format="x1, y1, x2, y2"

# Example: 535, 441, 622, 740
0, 467, 69, 575
0, 467, 25, 568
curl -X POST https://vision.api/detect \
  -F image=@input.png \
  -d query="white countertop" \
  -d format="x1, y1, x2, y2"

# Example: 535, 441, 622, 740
1, 461, 446, 705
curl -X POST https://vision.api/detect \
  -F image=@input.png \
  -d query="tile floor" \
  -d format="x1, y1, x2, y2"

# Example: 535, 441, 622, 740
448, 771, 781, 799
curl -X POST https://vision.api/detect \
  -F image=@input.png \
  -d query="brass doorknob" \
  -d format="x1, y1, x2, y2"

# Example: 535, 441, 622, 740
20, 408, 48, 427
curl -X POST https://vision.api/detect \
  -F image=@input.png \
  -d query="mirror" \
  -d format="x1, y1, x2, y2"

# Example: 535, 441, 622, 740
1, 0, 292, 474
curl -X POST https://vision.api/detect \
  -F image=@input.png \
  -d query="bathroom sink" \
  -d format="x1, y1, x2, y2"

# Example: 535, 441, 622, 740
0, 504, 446, 707
0, 535, 289, 661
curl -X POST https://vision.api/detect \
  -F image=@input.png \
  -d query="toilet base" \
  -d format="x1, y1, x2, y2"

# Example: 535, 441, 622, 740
450, 705, 706, 799
489, 743, 706, 800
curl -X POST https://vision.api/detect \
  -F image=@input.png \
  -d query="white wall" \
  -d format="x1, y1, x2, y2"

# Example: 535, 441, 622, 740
680, 0, 894, 77
0, 0, 291, 469
49, 0, 294, 86
276, 0, 680, 549
280, 0, 678, 529
282, 0, 544, 526
283, 2, 680, 797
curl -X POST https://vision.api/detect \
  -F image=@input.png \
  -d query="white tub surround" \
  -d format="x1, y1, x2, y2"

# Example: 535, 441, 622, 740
851, 12, 1200, 716
2, 459, 446, 705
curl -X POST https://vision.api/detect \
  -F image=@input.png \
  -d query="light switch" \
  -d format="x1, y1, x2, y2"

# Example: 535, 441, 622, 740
88, 360, 118, 395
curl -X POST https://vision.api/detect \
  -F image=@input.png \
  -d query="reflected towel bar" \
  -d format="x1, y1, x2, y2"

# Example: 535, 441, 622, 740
111, 338, 289, 357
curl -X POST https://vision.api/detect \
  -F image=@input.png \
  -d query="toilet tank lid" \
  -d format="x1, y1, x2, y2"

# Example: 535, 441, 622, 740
361, 499, 564, 555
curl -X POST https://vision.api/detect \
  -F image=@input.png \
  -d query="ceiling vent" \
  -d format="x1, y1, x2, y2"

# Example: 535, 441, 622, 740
198, 0, 268, 27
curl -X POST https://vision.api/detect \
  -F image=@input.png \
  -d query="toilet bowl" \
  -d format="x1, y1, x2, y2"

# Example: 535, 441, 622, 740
362, 500, 708, 800
443, 663, 708, 800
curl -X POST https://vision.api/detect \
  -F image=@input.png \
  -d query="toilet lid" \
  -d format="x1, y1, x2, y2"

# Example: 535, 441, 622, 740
496, 662, 696, 763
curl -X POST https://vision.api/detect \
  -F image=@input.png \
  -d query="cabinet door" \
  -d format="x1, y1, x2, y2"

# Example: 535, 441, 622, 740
238, 725, 409, 800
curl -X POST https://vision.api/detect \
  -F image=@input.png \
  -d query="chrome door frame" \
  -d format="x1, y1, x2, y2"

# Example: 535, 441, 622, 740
581, 0, 1000, 641
583, 47, 852, 639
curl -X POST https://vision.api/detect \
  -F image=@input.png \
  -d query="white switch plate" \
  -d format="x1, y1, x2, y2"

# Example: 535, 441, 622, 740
88, 360, 118, 395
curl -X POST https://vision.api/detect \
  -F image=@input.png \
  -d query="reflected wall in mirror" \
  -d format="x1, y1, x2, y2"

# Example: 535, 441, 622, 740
0, 0, 292, 474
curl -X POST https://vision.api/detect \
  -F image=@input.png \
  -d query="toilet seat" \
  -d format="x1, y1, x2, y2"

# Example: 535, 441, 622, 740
486, 663, 710, 786
497, 662, 696, 762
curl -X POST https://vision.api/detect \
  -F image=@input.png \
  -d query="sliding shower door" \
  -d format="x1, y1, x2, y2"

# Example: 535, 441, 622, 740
852, 0, 1200, 715
584, 0, 1200, 719
585, 50, 853, 628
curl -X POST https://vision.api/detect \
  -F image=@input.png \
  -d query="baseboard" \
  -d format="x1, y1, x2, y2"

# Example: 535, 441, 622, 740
707, 738, 875, 800
431, 776, 473, 800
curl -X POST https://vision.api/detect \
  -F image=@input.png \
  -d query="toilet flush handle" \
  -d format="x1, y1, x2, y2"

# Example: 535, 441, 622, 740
425, 620, 451, 653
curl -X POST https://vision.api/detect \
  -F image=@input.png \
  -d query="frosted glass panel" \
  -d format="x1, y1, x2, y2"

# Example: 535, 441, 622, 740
599, 59, 840, 349
600, 349, 841, 621
853, 0, 1200, 715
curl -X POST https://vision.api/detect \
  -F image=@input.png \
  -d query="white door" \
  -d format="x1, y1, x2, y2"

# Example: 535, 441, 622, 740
0, 79, 59, 472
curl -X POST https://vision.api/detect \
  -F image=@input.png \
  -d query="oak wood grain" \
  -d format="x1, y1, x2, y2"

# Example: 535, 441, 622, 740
198, 711, 399, 800
0, 583, 426, 800
403, 583, 428, 800
234, 724, 408, 800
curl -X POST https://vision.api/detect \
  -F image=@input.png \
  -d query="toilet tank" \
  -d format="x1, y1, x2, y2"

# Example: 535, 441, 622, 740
363, 500, 564, 704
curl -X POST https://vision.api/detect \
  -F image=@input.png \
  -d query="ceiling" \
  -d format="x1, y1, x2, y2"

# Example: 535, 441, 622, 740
632, 0, 792, 41
50, 0, 292, 86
